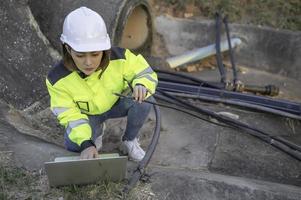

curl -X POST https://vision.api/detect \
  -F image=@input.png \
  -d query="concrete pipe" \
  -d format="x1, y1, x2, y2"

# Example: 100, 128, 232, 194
28, 0, 153, 53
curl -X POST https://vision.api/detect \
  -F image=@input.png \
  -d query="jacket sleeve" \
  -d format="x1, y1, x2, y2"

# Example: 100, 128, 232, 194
122, 49, 158, 97
46, 79, 94, 150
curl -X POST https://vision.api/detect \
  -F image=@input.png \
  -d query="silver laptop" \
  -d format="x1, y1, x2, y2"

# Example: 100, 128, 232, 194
45, 153, 127, 187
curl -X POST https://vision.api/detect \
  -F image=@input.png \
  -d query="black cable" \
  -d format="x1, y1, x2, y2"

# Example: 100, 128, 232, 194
223, 16, 238, 84
156, 89, 301, 161
157, 80, 301, 117
154, 94, 231, 128
122, 98, 161, 194
157, 89, 270, 135
164, 92, 301, 120
155, 69, 222, 89
114, 93, 230, 128
155, 87, 301, 154
155, 91, 276, 139
272, 136, 301, 152
215, 12, 226, 84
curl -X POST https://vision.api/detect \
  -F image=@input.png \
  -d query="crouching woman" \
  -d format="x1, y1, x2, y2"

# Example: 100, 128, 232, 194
46, 7, 157, 162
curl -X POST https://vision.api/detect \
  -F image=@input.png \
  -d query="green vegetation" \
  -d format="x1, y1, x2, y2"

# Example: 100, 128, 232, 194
0, 163, 154, 199
0, 164, 34, 199
156, 0, 301, 31
49, 181, 125, 200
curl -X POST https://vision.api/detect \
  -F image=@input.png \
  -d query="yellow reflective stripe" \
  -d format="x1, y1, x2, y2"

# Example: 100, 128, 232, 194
68, 123, 92, 146
136, 74, 158, 85
135, 67, 154, 78
66, 119, 89, 135
52, 107, 69, 116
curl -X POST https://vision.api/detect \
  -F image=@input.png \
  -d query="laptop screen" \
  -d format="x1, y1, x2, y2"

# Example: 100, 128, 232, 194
45, 154, 127, 187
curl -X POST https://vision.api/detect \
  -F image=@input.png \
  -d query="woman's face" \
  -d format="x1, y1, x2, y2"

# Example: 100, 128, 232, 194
69, 48, 103, 75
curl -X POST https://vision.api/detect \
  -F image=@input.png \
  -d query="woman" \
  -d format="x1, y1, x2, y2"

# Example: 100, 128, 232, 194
46, 7, 157, 162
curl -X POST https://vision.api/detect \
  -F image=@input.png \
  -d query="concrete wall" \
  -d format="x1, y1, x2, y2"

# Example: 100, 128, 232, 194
155, 16, 301, 81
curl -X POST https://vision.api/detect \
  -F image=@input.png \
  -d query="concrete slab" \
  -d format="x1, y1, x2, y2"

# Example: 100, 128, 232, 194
149, 106, 219, 169
149, 167, 301, 200
149, 100, 301, 187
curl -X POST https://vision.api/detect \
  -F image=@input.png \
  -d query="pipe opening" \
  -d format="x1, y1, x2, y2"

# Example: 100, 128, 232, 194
120, 5, 149, 50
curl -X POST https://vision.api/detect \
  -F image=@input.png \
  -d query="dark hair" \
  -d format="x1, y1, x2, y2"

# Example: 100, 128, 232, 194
62, 44, 111, 78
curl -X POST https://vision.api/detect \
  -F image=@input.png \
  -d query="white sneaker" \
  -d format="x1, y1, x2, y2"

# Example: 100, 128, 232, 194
95, 123, 106, 151
120, 138, 145, 162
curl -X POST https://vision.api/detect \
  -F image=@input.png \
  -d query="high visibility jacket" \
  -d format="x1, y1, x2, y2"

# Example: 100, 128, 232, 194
46, 47, 157, 149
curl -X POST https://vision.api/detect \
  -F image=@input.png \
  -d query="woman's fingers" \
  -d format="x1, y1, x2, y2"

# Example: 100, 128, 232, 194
80, 146, 98, 159
134, 85, 139, 101
139, 86, 145, 103
133, 85, 147, 103
140, 86, 147, 102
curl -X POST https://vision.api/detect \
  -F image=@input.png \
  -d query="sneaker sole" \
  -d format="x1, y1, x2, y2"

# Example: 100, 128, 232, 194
119, 144, 144, 162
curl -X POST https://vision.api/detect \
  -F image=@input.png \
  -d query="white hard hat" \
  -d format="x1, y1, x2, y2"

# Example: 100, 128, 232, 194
60, 7, 111, 52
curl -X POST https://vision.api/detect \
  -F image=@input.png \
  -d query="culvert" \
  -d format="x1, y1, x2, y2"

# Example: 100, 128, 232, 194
28, 0, 153, 53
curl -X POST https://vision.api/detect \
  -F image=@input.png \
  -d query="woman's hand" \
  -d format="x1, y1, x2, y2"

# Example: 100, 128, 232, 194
133, 84, 148, 103
80, 146, 98, 159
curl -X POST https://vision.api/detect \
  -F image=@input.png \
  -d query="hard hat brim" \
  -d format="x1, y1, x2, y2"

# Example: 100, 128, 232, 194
61, 37, 111, 52
70, 40, 111, 52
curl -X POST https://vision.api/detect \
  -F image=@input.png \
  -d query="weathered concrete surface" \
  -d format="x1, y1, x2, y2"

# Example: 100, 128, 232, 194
0, 0, 59, 109
0, 100, 70, 170
149, 106, 218, 169
152, 101, 301, 187
188, 67, 301, 186
149, 167, 301, 200
155, 15, 301, 81
202, 70, 301, 186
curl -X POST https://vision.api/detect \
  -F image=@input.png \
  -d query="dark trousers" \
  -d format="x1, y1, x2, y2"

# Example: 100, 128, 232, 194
64, 96, 152, 152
